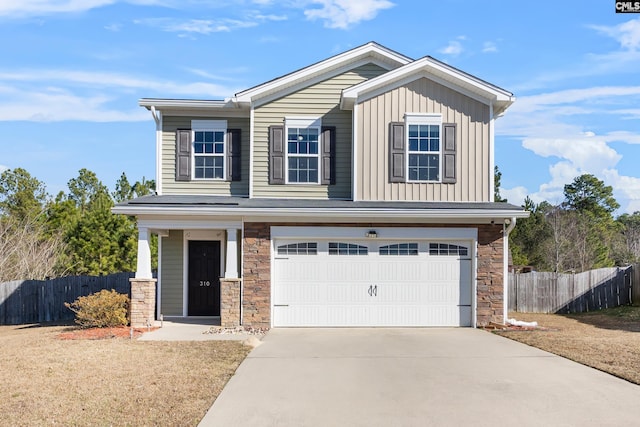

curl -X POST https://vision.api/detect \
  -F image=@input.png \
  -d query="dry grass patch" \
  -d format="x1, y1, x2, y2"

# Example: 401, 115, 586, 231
0, 324, 250, 426
495, 306, 640, 384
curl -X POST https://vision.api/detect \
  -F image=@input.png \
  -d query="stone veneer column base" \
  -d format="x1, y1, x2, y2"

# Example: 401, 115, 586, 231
220, 278, 242, 328
129, 278, 157, 328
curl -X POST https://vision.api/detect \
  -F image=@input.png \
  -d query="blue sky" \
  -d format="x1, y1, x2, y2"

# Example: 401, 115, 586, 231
1, 0, 639, 214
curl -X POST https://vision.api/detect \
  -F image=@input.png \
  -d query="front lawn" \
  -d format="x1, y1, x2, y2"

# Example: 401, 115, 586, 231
495, 306, 640, 384
0, 324, 250, 426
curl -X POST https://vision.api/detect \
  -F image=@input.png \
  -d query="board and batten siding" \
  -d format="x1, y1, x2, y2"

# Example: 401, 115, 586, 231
161, 116, 250, 196
356, 77, 491, 202
160, 230, 183, 316
253, 63, 388, 199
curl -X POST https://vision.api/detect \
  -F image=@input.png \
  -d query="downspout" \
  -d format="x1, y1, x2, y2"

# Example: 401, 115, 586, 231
150, 106, 162, 195
503, 217, 517, 323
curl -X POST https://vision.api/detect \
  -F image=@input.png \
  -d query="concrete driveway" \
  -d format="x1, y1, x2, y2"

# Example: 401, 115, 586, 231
199, 328, 640, 427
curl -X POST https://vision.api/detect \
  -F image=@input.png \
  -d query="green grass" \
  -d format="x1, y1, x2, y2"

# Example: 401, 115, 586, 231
571, 305, 640, 321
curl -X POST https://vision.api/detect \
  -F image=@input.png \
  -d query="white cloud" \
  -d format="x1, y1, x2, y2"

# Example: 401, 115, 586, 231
134, 12, 286, 35
104, 23, 122, 31
602, 169, 640, 213
0, 69, 239, 97
304, 0, 394, 29
0, 87, 148, 122
438, 36, 466, 56
499, 84, 640, 213
590, 18, 640, 51
0, 0, 168, 17
521, 137, 621, 173
0, 164, 7, 173
0, 68, 242, 122
439, 40, 463, 56
482, 41, 497, 53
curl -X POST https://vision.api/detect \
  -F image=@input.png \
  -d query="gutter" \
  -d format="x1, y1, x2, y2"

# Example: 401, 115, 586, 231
503, 217, 517, 323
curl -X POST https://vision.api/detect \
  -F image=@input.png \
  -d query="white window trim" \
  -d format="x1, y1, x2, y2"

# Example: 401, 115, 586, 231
405, 113, 442, 183
284, 117, 322, 185
191, 120, 227, 181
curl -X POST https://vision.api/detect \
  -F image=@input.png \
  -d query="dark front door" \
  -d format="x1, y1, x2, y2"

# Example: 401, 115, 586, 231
188, 240, 221, 316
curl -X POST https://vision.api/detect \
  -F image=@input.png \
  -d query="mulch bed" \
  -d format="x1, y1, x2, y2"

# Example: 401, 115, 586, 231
57, 326, 158, 340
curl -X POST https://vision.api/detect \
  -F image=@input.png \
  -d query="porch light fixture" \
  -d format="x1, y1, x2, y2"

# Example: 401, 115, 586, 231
366, 230, 378, 238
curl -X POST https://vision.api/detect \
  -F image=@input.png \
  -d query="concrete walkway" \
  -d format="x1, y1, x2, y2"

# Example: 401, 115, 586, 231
138, 318, 254, 341
200, 328, 640, 427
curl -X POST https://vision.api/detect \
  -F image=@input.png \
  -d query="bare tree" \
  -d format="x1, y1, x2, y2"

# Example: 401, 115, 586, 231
0, 216, 67, 282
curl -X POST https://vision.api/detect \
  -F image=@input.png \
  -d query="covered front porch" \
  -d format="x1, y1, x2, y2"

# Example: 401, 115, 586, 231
130, 218, 242, 328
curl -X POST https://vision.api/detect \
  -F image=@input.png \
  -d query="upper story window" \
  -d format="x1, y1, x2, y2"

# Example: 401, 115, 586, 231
389, 116, 456, 185
406, 114, 441, 182
194, 130, 225, 179
268, 118, 335, 186
175, 121, 241, 183
286, 117, 321, 184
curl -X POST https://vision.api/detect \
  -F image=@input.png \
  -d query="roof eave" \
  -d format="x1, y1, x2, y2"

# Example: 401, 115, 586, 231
112, 205, 529, 220
234, 42, 412, 104
341, 56, 515, 114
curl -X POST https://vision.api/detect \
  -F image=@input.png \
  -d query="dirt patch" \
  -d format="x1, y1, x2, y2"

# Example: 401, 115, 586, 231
495, 306, 640, 384
0, 323, 251, 426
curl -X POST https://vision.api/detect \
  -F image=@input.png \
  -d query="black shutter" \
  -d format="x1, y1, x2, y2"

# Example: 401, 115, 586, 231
269, 125, 285, 185
442, 123, 456, 184
176, 129, 191, 181
389, 122, 405, 183
226, 129, 241, 181
321, 126, 335, 185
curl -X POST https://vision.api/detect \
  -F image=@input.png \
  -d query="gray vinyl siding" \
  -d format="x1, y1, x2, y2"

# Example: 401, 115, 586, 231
161, 116, 250, 196
253, 63, 388, 199
160, 230, 183, 316
356, 77, 491, 202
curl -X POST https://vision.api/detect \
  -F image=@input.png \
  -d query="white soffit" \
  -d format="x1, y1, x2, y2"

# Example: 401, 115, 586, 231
341, 56, 515, 115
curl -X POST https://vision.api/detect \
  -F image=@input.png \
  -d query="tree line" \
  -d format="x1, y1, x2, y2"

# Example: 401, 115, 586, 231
496, 168, 640, 273
0, 168, 156, 282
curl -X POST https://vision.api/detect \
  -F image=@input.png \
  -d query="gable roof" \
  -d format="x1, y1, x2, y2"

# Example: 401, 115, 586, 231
341, 55, 515, 116
233, 41, 412, 107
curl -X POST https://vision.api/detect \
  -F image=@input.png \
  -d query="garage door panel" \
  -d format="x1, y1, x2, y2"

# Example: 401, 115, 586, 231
273, 240, 473, 327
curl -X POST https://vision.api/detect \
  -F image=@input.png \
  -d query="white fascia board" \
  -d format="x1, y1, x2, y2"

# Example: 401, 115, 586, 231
140, 99, 232, 109
139, 99, 250, 117
234, 43, 411, 104
138, 218, 242, 230
272, 226, 478, 240
113, 205, 529, 220
341, 57, 514, 112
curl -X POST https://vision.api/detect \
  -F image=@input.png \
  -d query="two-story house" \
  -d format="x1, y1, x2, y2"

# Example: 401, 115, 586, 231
114, 42, 528, 329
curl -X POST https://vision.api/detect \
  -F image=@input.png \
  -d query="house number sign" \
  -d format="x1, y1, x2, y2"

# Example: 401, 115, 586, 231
199, 280, 211, 287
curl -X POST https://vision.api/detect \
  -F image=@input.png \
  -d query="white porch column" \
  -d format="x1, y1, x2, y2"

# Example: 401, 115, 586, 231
136, 226, 153, 279
225, 228, 239, 279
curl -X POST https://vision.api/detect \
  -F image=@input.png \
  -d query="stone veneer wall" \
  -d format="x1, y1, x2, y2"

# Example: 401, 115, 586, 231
242, 223, 272, 327
241, 222, 504, 328
220, 278, 242, 327
129, 278, 157, 328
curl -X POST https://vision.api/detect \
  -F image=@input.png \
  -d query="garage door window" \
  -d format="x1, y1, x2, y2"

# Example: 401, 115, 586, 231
429, 243, 468, 256
329, 242, 368, 255
277, 242, 318, 255
379, 243, 419, 255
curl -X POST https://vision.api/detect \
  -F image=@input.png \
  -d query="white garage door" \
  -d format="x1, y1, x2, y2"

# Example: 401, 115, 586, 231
272, 240, 472, 327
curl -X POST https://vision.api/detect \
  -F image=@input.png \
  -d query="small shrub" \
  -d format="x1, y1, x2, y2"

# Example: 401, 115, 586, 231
65, 289, 129, 328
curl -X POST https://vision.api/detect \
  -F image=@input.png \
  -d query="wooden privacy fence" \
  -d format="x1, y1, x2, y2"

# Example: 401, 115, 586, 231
0, 273, 133, 325
508, 266, 633, 314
